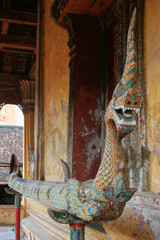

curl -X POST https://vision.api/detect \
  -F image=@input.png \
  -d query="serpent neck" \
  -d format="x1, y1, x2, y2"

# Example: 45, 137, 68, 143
93, 120, 127, 189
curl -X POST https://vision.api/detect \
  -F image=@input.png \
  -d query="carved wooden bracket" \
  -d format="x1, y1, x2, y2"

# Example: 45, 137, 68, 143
20, 79, 35, 113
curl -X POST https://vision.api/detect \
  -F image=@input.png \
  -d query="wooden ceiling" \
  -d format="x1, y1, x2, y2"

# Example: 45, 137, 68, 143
0, 0, 114, 105
51, 0, 113, 26
0, 0, 37, 106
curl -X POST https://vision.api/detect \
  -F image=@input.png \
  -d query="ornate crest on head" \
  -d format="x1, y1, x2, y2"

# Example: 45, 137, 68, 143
105, 8, 141, 138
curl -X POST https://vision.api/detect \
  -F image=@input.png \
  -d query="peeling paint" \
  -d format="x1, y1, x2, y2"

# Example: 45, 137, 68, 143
154, 47, 160, 62
145, 0, 160, 192
43, 15, 69, 181
88, 109, 93, 115
85, 136, 101, 170
61, 99, 68, 113
103, 193, 158, 240
44, 100, 68, 180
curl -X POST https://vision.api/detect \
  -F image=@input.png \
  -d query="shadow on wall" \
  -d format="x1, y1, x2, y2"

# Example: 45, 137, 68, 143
0, 184, 14, 205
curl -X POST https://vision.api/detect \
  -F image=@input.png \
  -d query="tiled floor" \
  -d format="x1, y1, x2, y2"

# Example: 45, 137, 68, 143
0, 226, 15, 240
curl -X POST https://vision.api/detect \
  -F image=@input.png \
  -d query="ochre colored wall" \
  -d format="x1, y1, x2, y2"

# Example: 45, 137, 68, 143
101, 1, 160, 239
145, 0, 160, 192
103, 207, 153, 240
102, 192, 160, 240
22, 1, 160, 239
0, 206, 25, 225
43, 0, 69, 181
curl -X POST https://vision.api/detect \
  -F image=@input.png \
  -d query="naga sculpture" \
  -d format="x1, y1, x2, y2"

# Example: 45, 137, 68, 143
8, 9, 140, 224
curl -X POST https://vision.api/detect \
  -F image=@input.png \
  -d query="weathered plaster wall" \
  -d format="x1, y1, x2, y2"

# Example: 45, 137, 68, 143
71, 15, 102, 182
144, 0, 160, 192
43, 0, 69, 181
22, 1, 160, 240
102, 192, 160, 240
0, 205, 25, 225
102, 2, 160, 239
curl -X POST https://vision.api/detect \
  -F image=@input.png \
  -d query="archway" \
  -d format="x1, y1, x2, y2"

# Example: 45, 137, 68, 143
0, 104, 24, 204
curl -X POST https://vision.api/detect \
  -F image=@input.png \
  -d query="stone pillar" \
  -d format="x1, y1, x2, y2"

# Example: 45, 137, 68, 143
20, 80, 35, 180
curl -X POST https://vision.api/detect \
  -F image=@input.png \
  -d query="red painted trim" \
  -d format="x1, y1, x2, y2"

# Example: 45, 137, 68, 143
70, 224, 85, 228
0, 162, 10, 166
71, 15, 101, 182
15, 207, 20, 240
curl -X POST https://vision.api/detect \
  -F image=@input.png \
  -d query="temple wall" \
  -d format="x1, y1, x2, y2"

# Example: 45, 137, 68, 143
144, 0, 160, 193
102, 1, 160, 239
21, 0, 70, 237
43, 0, 69, 181
0, 205, 25, 225
21, 0, 160, 239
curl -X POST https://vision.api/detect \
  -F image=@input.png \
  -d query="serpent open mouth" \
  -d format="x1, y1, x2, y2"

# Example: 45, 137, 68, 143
114, 105, 139, 126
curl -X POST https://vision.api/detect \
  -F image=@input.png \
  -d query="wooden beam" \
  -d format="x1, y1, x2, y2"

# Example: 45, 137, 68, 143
0, 48, 33, 54
0, 163, 10, 167
1, 22, 9, 34
0, 87, 20, 91
3, 0, 10, 10
0, 72, 22, 86
0, 90, 22, 105
0, 10, 37, 26
51, 0, 114, 25
0, 34, 36, 51
29, 61, 36, 79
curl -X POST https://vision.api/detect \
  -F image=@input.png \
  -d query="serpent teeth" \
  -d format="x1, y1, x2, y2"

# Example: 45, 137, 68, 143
115, 105, 139, 113
123, 111, 132, 117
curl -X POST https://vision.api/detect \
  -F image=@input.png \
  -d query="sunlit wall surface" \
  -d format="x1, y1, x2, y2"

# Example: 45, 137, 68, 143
0, 104, 24, 126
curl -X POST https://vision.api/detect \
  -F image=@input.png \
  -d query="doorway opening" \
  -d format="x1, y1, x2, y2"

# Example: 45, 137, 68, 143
0, 104, 24, 205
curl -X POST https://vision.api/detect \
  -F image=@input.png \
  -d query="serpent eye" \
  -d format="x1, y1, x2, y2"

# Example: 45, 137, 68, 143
134, 101, 138, 106
116, 192, 126, 202
127, 101, 131, 105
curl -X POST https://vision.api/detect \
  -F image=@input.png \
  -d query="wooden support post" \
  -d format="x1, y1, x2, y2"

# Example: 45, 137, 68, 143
48, 209, 87, 240
6, 164, 22, 240
20, 79, 35, 180
5, 188, 21, 240
15, 194, 21, 240
70, 224, 85, 240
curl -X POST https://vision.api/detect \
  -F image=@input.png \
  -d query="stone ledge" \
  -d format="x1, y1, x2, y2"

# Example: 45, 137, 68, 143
21, 207, 107, 240
21, 192, 160, 240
